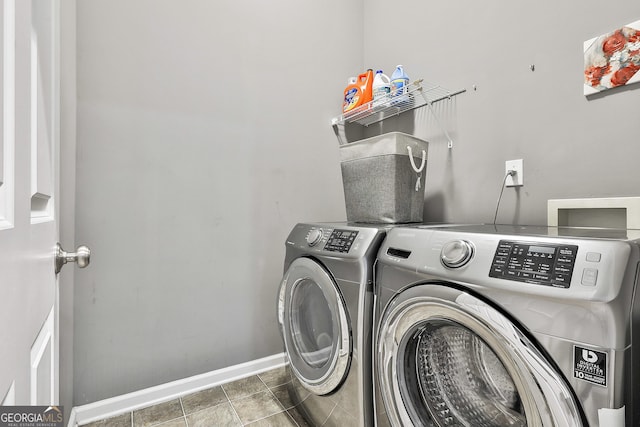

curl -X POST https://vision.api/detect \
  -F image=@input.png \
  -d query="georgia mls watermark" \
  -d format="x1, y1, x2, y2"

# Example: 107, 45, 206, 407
0, 406, 63, 427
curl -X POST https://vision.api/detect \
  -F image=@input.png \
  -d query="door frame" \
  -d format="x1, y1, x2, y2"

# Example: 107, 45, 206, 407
58, 0, 77, 420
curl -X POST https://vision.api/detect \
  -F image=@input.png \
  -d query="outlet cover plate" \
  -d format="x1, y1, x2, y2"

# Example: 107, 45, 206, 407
505, 159, 523, 187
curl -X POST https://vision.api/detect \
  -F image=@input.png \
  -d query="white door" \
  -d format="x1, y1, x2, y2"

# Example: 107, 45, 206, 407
0, 0, 60, 406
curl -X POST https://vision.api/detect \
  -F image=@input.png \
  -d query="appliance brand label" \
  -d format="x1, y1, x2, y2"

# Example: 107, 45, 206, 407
573, 346, 607, 387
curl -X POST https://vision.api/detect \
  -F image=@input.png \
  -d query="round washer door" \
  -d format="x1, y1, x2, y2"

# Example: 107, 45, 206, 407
377, 284, 584, 427
277, 257, 351, 395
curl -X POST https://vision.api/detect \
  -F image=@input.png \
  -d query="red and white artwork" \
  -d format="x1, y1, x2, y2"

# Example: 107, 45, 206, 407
584, 20, 640, 95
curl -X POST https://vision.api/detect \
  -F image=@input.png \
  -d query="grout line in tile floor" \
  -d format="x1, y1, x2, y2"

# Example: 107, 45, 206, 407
177, 397, 187, 427
80, 365, 310, 427
220, 380, 244, 426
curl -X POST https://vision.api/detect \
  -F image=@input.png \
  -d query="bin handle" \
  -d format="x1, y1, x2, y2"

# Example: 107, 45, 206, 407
407, 146, 426, 173
407, 146, 426, 192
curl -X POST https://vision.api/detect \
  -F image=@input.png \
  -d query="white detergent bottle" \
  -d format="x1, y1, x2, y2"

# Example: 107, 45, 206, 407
390, 65, 410, 103
372, 70, 391, 106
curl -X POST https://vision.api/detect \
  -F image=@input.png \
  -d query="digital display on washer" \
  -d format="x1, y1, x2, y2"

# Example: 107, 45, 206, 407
324, 229, 359, 253
489, 240, 578, 288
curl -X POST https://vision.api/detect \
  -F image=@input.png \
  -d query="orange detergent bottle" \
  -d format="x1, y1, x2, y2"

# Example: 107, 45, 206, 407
343, 69, 374, 113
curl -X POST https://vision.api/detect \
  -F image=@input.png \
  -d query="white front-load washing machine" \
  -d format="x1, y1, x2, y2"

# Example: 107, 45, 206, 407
277, 222, 389, 426
373, 224, 640, 427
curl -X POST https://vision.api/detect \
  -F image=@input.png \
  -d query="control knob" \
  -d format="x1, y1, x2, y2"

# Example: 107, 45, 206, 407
441, 240, 474, 268
306, 229, 323, 247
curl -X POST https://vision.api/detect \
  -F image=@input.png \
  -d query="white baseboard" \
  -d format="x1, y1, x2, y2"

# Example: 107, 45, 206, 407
69, 353, 287, 427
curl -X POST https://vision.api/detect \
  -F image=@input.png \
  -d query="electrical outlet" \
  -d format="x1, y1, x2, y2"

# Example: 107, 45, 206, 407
505, 159, 524, 187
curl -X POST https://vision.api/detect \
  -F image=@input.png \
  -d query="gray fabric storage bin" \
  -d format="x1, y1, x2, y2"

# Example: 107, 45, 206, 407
339, 132, 428, 223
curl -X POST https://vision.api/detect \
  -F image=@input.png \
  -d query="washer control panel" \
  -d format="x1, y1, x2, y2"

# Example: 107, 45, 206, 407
324, 229, 359, 253
489, 240, 578, 288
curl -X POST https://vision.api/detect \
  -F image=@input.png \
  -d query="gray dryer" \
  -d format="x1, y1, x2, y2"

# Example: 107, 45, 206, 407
278, 222, 389, 426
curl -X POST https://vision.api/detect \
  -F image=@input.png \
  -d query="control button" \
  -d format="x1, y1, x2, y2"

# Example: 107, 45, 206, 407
581, 268, 598, 286
586, 252, 602, 262
441, 240, 474, 268
306, 229, 323, 247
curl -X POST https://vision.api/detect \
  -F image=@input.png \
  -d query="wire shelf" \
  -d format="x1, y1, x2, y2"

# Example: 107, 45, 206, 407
332, 80, 466, 127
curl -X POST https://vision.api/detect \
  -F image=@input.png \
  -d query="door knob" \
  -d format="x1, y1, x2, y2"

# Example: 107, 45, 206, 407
55, 243, 91, 274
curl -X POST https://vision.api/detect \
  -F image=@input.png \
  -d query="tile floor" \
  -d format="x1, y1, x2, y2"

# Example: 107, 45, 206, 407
81, 365, 311, 427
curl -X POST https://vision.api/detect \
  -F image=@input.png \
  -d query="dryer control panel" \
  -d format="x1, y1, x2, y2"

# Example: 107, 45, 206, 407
489, 240, 578, 288
324, 229, 359, 253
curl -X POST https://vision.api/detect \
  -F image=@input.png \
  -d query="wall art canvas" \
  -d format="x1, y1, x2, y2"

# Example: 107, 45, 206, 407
584, 20, 640, 95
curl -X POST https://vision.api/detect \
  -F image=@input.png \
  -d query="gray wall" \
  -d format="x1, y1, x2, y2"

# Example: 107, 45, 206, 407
364, 0, 640, 225
74, 0, 640, 405
74, 0, 360, 404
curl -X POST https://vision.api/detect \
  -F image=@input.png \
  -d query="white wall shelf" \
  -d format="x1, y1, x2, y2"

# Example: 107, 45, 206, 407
331, 80, 465, 148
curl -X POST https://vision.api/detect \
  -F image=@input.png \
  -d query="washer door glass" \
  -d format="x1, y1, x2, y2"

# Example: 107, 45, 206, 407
404, 321, 525, 426
290, 278, 334, 368
280, 257, 351, 395
376, 284, 584, 427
